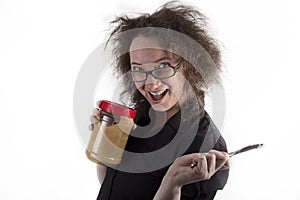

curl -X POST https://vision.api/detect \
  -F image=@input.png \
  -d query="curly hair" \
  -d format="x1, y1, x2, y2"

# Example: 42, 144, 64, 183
107, 1, 223, 123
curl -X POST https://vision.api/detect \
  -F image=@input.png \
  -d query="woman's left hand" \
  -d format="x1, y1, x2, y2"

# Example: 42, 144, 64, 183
154, 150, 229, 200
166, 150, 229, 188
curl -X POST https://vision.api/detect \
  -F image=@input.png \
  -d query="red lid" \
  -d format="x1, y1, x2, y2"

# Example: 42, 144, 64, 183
99, 100, 136, 119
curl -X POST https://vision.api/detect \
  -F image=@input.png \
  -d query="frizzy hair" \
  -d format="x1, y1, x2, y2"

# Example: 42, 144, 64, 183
106, 1, 223, 122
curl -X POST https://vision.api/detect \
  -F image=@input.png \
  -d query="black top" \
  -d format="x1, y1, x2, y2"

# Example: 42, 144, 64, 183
97, 107, 229, 200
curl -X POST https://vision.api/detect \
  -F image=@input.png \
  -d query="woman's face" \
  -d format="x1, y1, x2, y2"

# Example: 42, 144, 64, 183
129, 36, 186, 115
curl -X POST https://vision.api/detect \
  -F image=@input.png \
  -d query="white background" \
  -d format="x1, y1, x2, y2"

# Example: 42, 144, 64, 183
1, 0, 300, 199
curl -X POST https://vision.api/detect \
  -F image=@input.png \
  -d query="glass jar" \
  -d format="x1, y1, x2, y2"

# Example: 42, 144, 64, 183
86, 100, 136, 165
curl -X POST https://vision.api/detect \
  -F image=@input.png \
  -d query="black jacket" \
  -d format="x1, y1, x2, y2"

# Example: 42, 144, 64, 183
97, 108, 229, 200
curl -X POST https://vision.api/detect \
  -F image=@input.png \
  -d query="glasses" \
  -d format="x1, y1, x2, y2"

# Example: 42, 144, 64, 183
129, 63, 181, 82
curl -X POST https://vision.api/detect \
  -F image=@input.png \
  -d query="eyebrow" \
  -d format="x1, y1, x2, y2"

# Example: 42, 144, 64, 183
130, 57, 170, 65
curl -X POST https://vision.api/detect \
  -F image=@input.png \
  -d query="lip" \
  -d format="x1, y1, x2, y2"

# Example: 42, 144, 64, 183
146, 89, 168, 104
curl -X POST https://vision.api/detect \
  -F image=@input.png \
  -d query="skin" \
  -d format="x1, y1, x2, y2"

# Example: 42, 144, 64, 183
153, 151, 229, 200
89, 36, 230, 199
129, 35, 186, 120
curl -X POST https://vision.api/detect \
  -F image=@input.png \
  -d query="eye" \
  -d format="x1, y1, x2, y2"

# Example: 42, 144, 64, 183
131, 66, 143, 71
157, 63, 170, 69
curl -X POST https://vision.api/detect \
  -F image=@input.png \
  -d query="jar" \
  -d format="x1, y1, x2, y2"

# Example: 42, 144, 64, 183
86, 100, 136, 165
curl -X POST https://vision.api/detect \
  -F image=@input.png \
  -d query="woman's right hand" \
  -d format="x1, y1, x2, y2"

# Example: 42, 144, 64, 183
88, 101, 102, 131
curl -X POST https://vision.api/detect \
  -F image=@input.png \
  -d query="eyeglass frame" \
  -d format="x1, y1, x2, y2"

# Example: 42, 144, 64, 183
128, 63, 181, 82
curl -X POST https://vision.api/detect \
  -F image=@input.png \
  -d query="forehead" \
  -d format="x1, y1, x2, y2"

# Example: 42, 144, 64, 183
129, 35, 163, 51
129, 36, 171, 64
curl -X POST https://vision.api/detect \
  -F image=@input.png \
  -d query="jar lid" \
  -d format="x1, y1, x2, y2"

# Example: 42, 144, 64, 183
99, 100, 136, 119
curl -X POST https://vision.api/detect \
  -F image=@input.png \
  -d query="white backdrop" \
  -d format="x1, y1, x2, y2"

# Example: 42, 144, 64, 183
1, 0, 299, 199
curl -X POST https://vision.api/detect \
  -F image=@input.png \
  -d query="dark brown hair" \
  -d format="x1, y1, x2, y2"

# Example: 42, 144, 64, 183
107, 1, 223, 122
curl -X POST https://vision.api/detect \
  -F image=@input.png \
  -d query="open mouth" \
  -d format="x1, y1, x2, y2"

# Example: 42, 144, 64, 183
149, 89, 168, 102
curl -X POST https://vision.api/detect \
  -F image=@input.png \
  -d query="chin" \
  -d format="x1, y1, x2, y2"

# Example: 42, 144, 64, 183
151, 101, 178, 113
151, 103, 169, 112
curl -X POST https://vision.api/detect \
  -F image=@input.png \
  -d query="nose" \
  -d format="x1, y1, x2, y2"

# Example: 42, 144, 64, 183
144, 73, 161, 88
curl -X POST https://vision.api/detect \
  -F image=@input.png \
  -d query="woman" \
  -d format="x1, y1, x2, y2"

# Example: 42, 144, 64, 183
89, 1, 230, 199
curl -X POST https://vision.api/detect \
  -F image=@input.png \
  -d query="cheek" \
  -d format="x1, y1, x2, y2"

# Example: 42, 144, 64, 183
134, 82, 144, 90
166, 76, 185, 91
134, 83, 146, 96
168, 77, 186, 97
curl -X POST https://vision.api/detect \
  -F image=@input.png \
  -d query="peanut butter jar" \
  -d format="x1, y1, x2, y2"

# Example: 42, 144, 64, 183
86, 100, 136, 165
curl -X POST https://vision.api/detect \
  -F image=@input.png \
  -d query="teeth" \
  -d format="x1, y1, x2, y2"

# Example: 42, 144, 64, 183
149, 90, 166, 96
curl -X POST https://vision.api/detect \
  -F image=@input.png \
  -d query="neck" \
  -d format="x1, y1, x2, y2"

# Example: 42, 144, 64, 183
166, 102, 180, 121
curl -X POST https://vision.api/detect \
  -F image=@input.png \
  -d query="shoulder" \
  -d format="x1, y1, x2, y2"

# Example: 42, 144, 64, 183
202, 112, 228, 152
186, 111, 228, 154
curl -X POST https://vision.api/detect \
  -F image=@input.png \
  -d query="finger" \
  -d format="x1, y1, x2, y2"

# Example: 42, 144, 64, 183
93, 108, 101, 118
208, 150, 229, 171
205, 153, 216, 178
191, 153, 206, 167
90, 115, 100, 124
89, 123, 94, 131
132, 123, 137, 130
221, 158, 231, 170
96, 100, 102, 108
174, 153, 197, 166
220, 165, 230, 170
216, 153, 229, 171
192, 154, 209, 179
208, 150, 227, 159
